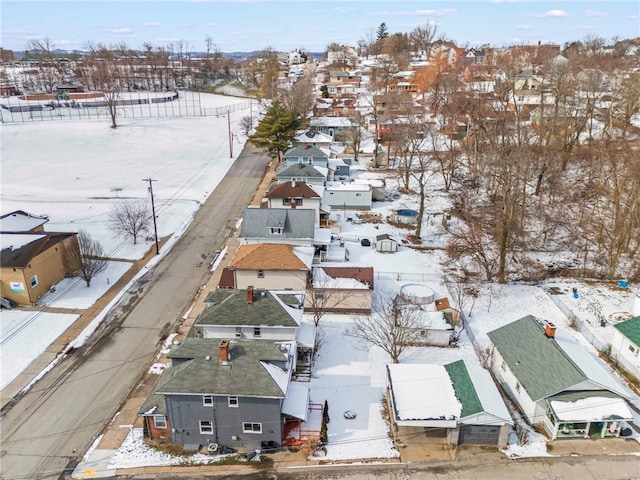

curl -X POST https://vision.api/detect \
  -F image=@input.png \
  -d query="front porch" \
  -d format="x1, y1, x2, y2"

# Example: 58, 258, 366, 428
542, 393, 634, 440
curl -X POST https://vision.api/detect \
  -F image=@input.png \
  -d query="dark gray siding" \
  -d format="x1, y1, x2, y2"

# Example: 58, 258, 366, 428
166, 394, 283, 450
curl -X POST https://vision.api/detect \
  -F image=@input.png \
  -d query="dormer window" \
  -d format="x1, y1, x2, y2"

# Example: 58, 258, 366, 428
269, 227, 283, 235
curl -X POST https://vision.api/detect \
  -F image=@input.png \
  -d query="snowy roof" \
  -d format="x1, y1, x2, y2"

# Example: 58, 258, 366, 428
314, 227, 332, 245
282, 382, 310, 421
313, 266, 371, 289
325, 182, 371, 192
0, 210, 48, 232
295, 321, 316, 349
310, 117, 355, 128
0, 233, 45, 251
550, 396, 633, 422
352, 178, 385, 188
387, 363, 460, 427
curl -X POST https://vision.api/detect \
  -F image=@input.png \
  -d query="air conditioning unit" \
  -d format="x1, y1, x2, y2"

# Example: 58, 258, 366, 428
235, 332, 242, 338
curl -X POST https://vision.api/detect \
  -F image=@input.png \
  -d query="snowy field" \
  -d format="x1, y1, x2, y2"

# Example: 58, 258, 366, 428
0, 92, 255, 390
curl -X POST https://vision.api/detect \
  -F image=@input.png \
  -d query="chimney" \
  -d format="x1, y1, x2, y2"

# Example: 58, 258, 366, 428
219, 339, 230, 364
290, 200, 296, 209
291, 180, 296, 188
247, 285, 254, 303
544, 322, 556, 338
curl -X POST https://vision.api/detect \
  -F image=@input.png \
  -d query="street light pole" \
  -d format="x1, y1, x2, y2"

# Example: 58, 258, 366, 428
142, 178, 159, 255
228, 109, 233, 158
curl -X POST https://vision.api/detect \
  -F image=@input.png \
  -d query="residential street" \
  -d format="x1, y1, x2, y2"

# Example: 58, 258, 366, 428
108, 451, 640, 479
0, 144, 272, 480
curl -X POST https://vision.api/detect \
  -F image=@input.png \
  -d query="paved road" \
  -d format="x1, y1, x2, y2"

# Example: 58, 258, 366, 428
0, 144, 271, 480
110, 453, 640, 479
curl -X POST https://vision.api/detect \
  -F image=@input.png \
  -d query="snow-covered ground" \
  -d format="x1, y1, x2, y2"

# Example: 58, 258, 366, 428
0, 92, 255, 390
2, 94, 638, 468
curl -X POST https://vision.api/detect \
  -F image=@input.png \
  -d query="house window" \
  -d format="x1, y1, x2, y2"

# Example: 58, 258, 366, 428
355, 193, 362, 197
153, 416, 167, 429
420, 330, 427, 337
200, 421, 214, 434
254, 327, 261, 337
243, 422, 262, 434
228, 396, 239, 408
282, 198, 290, 206
235, 326, 242, 337
269, 227, 283, 235
315, 290, 325, 299
257, 269, 265, 278
294, 198, 303, 206
629, 345, 637, 354
203, 395, 213, 406
30, 275, 38, 288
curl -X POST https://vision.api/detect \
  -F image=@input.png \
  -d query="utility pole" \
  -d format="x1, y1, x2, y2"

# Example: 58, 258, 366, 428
228, 109, 233, 158
142, 178, 159, 254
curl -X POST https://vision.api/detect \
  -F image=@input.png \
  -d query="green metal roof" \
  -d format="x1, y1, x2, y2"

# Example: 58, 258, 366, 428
196, 289, 301, 327
445, 360, 483, 418
487, 315, 587, 401
614, 316, 640, 346
158, 338, 289, 397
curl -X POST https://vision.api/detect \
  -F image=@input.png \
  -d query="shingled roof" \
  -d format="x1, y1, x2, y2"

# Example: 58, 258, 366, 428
229, 244, 313, 271
487, 315, 586, 401
614, 315, 640, 346
265, 181, 321, 199
239, 208, 315, 241
283, 144, 328, 158
276, 163, 325, 179
156, 338, 291, 397
196, 288, 304, 327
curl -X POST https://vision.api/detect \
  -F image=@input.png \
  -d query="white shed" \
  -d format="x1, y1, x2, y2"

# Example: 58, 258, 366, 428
375, 234, 398, 252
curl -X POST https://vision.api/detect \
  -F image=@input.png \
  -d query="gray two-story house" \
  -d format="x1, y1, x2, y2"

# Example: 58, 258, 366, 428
282, 144, 329, 168
140, 338, 304, 451
240, 208, 331, 248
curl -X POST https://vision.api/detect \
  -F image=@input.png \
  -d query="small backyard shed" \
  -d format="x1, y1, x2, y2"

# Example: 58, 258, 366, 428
375, 234, 398, 252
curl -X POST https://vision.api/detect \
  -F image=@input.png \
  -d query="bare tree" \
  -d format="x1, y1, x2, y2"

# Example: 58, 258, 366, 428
84, 43, 124, 128
305, 268, 351, 327
240, 115, 253, 136
347, 289, 422, 363
109, 201, 151, 244
279, 74, 316, 119
62, 231, 108, 287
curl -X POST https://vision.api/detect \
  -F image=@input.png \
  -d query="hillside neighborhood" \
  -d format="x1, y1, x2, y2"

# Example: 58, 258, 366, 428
1, 25, 640, 478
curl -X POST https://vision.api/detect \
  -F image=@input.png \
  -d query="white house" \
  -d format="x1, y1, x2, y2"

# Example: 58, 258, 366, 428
488, 315, 634, 440
611, 316, 640, 382
323, 182, 372, 209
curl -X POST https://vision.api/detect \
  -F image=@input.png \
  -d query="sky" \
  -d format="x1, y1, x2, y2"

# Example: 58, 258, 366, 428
1, 1, 639, 54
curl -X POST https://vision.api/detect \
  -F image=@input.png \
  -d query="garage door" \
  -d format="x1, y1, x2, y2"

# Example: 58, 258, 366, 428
458, 425, 501, 445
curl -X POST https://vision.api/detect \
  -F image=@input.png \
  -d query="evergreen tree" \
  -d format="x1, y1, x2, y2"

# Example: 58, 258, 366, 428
376, 22, 389, 41
249, 100, 301, 162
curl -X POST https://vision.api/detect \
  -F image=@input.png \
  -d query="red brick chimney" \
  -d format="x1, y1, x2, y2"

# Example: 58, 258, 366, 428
290, 200, 296, 209
544, 322, 556, 338
219, 339, 230, 364
247, 285, 254, 303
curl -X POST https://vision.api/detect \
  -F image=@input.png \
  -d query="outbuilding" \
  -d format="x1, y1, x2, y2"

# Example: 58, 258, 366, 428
375, 234, 398, 252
